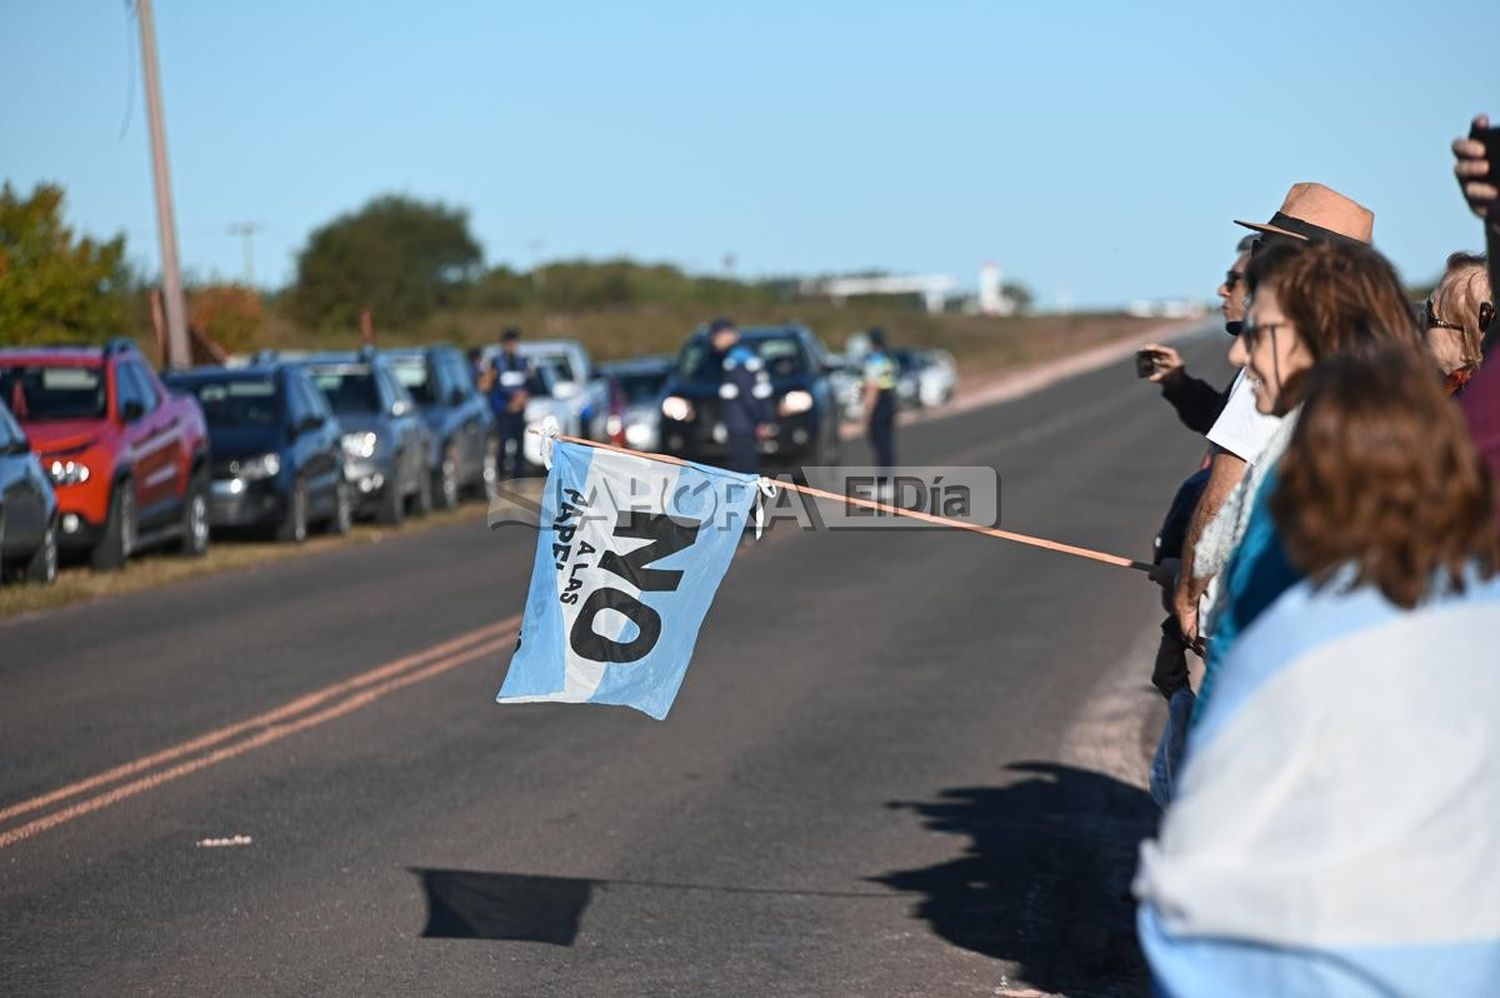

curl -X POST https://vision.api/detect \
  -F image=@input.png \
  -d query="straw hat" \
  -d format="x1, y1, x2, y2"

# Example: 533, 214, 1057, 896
1235, 182, 1374, 245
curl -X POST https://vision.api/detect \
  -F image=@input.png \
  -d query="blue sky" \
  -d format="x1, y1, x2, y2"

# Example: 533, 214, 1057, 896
3, 0, 1494, 308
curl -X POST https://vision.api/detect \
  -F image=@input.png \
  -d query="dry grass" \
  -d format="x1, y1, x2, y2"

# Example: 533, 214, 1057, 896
252, 301, 1163, 370
0, 504, 488, 622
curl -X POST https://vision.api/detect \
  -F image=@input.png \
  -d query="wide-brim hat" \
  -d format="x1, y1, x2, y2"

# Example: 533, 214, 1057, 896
1235, 182, 1374, 245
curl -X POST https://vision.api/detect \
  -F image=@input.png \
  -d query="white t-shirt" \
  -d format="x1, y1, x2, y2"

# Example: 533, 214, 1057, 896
1205, 370, 1281, 464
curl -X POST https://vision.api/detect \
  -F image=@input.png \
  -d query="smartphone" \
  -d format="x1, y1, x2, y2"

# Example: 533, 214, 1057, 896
1135, 349, 1160, 378
1470, 121, 1500, 188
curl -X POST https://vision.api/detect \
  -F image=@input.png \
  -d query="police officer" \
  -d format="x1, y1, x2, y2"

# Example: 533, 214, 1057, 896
484, 328, 532, 479
862, 327, 898, 496
709, 318, 771, 474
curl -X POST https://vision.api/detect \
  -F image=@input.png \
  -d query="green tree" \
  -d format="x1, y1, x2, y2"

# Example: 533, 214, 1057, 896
0, 181, 134, 345
289, 194, 482, 331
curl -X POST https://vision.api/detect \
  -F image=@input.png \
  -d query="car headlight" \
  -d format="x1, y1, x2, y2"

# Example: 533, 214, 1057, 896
48, 459, 91, 486
236, 452, 282, 480
342, 431, 378, 460
624, 421, 653, 448
778, 389, 815, 416
605, 414, 623, 437
661, 395, 694, 422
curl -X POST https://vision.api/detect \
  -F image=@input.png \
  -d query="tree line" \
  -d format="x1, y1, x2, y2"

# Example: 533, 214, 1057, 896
1, 181, 1035, 348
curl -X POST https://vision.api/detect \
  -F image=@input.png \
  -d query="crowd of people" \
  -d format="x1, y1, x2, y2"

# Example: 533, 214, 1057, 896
1126, 118, 1500, 994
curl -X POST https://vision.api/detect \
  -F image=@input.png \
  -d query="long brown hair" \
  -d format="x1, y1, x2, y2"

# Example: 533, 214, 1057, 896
1245, 240, 1424, 401
1272, 354, 1497, 608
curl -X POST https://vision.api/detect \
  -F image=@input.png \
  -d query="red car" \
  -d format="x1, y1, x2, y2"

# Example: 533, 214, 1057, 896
0, 339, 211, 569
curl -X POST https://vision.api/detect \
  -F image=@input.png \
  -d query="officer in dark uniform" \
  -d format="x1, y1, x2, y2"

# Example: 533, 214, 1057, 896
485, 328, 532, 479
862, 327, 899, 495
709, 318, 771, 474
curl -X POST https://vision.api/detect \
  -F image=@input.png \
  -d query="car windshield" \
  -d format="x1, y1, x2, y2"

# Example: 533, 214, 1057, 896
180, 378, 282, 427
614, 370, 669, 405
531, 355, 577, 385
677, 335, 808, 383
307, 366, 381, 414
390, 358, 436, 404
0, 364, 107, 421
892, 348, 925, 372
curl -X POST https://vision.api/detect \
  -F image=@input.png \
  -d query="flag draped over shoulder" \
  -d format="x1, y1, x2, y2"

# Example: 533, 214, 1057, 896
1134, 569, 1500, 996
497, 440, 760, 720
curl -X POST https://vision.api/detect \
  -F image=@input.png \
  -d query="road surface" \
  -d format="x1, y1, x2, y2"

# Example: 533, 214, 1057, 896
0, 329, 1232, 997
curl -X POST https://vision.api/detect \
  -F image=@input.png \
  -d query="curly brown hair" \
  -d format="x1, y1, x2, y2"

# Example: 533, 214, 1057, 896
1272, 354, 1497, 608
1246, 239, 1423, 377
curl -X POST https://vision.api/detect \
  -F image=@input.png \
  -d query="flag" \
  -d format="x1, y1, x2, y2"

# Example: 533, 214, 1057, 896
497, 440, 760, 720
1134, 569, 1500, 996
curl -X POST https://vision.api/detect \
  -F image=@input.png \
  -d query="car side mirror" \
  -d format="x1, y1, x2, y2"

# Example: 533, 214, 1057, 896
449, 387, 466, 406
121, 399, 145, 423
296, 414, 323, 436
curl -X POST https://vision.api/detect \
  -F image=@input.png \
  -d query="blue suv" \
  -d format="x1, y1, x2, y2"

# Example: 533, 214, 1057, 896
659, 324, 842, 470
383, 345, 496, 509
289, 351, 433, 525
164, 363, 351, 543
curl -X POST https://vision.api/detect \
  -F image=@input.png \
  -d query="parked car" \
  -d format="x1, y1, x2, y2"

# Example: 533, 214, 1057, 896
659, 324, 842, 469
484, 339, 610, 441
288, 351, 433, 525
597, 355, 674, 452
824, 352, 865, 423
890, 347, 926, 409
384, 345, 496, 509
163, 363, 350, 542
517, 365, 581, 470
915, 349, 957, 407
0, 400, 58, 584
0, 339, 210, 569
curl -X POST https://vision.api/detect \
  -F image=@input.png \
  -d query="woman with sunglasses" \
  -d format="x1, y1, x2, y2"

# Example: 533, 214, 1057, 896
1189, 238, 1424, 718
1424, 252, 1494, 396
1137, 353, 1500, 995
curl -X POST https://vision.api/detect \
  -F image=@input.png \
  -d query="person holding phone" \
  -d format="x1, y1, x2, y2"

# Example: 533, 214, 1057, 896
1453, 114, 1500, 525
1137, 235, 1257, 434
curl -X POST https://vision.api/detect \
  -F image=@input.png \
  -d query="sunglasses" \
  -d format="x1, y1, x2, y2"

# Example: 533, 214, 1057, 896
1224, 270, 1244, 289
1426, 298, 1497, 333
1238, 320, 1286, 351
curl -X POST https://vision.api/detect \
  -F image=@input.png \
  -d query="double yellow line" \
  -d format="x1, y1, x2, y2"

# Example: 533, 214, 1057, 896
0, 613, 522, 851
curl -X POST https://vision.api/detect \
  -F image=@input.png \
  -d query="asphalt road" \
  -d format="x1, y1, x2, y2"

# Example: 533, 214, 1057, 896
0, 328, 1232, 997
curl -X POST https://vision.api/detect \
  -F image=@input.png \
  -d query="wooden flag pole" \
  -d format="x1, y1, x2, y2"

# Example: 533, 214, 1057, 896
535, 431, 1153, 574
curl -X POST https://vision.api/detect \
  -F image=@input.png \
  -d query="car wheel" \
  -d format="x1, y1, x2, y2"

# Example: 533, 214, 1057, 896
91, 481, 134, 571
479, 435, 499, 498
409, 461, 433, 517
435, 443, 460, 511
176, 470, 210, 557
325, 482, 353, 536
25, 518, 59, 585
375, 477, 404, 526
276, 478, 309, 544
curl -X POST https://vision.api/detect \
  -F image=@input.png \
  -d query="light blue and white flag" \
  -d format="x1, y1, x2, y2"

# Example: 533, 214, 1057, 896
1135, 568, 1500, 996
497, 440, 761, 720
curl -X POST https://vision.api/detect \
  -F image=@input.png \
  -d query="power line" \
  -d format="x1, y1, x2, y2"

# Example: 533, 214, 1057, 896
227, 222, 262, 287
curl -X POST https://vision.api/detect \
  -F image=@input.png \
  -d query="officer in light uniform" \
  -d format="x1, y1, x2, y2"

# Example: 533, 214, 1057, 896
484, 327, 532, 479
709, 317, 771, 474
862, 327, 898, 495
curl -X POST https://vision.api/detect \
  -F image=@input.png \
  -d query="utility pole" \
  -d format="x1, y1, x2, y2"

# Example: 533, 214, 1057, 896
228, 222, 261, 287
135, 0, 190, 369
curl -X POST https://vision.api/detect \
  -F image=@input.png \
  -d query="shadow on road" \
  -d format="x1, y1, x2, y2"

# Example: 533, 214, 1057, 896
412, 869, 596, 945
871, 761, 1156, 997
